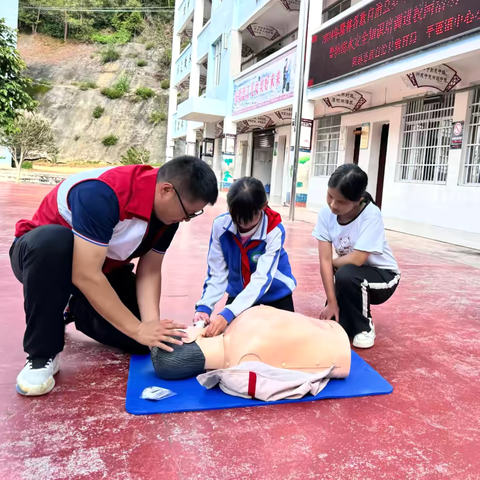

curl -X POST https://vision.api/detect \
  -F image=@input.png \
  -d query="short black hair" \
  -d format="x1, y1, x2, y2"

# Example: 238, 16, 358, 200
151, 339, 206, 380
157, 155, 218, 205
328, 164, 374, 204
227, 176, 267, 225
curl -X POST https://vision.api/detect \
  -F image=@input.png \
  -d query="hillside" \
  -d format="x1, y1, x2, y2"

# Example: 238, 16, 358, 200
18, 33, 170, 165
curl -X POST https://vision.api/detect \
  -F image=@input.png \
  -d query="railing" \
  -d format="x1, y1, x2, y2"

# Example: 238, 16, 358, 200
175, 0, 195, 33
171, 113, 188, 138
174, 43, 192, 86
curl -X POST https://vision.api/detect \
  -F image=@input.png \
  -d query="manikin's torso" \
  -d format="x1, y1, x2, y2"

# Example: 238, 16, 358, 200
191, 306, 351, 378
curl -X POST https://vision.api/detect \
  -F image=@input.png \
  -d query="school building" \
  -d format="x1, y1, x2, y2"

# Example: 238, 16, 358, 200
168, 0, 480, 249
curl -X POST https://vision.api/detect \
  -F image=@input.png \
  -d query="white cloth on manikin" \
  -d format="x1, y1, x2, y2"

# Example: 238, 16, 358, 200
196, 362, 335, 402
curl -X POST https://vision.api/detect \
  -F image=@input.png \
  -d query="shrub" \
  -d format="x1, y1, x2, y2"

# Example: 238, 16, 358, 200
74, 134, 80, 141
101, 87, 123, 99
100, 45, 121, 64
92, 28, 131, 45
102, 135, 118, 146
93, 106, 105, 118
25, 80, 52, 99
145, 41, 155, 50
21, 161, 33, 169
149, 110, 167, 125
115, 75, 130, 94
78, 80, 97, 90
100, 75, 130, 99
137, 59, 148, 67
159, 48, 172, 67
121, 147, 151, 165
160, 79, 170, 89
135, 87, 155, 100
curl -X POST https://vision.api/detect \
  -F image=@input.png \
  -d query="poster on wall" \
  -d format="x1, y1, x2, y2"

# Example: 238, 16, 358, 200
279, 0, 300, 11
224, 134, 236, 155
451, 121, 464, 150
360, 123, 370, 150
308, 0, 480, 87
246, 23, 281, 41
233, 48, 296, 116
242, 44, 254, 59
299, 119, 313, 151
323, 91, 367, 111
222, 155, 234, 190
275, 108, 292, 121
406, 64, 461, 93
203, 138, 214, 157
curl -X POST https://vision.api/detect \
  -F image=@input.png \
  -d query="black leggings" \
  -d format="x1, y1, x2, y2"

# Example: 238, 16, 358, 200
10, 225, 149, 358
226, 293, 295, 312
334, 264, 400, 338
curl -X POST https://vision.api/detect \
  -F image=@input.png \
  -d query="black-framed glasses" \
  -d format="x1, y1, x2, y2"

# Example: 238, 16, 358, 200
172, 186, 204, 220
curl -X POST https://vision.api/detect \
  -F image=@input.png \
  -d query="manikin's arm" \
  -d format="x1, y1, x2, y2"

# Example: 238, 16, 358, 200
136, 251, 164, 322
195, 223, 229, 316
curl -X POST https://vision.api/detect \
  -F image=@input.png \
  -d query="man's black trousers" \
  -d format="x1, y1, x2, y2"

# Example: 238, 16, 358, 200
10, 225, 149, 358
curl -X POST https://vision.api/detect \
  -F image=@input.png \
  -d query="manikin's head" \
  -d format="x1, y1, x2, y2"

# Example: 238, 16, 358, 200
227, 176, 267, 233
154, 156, 218, 224
151, 328, 207, 380
326, 164, 372, 217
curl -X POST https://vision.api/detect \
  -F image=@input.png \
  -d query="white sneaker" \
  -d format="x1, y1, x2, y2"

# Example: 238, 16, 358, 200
16, 355, 60, 396
353, 320, 376, 349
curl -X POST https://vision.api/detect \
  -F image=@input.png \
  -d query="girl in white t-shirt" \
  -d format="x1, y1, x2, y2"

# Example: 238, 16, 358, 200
312, 164, 400, 348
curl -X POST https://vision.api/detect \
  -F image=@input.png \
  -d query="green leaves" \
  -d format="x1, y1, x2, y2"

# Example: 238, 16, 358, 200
0, 19, 37, 135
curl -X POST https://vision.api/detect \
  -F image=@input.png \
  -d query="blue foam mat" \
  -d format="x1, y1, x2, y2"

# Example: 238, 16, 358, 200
125, 351, 392, 415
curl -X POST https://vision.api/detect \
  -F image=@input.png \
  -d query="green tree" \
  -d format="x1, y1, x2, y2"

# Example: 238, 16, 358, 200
0, 19, 37, 135
0, 113, 58, 183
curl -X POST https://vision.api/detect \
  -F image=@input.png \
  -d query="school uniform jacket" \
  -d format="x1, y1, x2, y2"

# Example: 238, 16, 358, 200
196, 207, 297, 323
15, 165, 178, 273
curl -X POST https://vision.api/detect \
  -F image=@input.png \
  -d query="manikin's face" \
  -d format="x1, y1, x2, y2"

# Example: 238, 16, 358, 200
326, 187, 362, 217
154, 182, 207, 224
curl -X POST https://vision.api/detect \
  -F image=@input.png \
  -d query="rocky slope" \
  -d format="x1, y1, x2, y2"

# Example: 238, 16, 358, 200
18, 34, 169, 165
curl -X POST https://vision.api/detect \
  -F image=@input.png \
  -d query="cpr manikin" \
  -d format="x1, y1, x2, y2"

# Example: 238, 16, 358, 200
151, 306, 351, 381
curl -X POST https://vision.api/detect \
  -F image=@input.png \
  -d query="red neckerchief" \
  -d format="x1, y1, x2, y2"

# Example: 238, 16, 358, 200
232, 207, 282, 287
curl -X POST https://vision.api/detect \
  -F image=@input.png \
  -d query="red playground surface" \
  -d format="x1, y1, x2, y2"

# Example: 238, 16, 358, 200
1, 183, 479, 479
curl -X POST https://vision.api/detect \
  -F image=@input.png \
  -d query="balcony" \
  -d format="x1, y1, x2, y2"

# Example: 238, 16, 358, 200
171, 113, 188, 139
175, 0, 195, 33
174, 43, 192, 87
235, 0, 274, 31
177, 96, 225, 123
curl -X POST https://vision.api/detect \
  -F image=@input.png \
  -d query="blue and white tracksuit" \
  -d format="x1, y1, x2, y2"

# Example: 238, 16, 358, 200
195, 208, 297, 323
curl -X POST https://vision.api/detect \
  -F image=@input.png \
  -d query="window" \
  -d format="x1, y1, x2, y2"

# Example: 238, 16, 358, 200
313, 116, 341, 177
323, 0, 351, 22
213, 37, 222, 87
462, 88, 480, 185
397, 95, 455, 184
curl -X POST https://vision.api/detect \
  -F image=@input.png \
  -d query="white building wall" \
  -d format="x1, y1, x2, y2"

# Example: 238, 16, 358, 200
307, 93, 480, 249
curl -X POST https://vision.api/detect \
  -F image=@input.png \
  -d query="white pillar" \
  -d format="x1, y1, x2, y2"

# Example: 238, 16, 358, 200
186, 126, 197, 156
189, 0, 205, 99
166, 32, 181, 162
447, 91, 470, 186
229, 30, 242, 78
288, 100, 315, 206
221, 117, 237, 190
